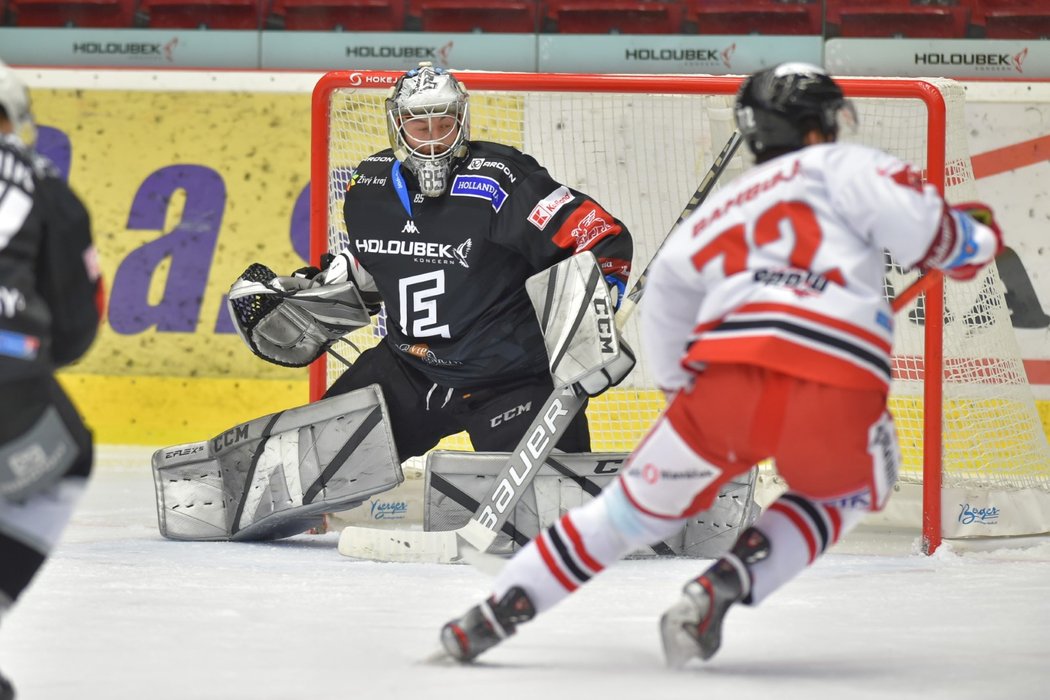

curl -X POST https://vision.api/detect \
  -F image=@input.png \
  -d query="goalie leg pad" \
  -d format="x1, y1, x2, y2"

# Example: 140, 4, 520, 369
423, 450, 758, 558
152, 385, 402, 541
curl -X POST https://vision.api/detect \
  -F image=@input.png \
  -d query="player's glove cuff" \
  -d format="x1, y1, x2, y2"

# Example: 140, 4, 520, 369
604, 273, 627, 312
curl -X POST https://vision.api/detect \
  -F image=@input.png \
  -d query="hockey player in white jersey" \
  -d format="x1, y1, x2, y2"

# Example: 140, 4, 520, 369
439, 63, 1003, 666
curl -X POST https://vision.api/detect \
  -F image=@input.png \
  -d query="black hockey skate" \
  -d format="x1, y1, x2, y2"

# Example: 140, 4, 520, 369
440, 587, 536, 663
660, 528, 770, 667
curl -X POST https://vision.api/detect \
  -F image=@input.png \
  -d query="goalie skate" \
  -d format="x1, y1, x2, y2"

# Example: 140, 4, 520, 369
440, 587, 535, 663
659, 560, 745, 668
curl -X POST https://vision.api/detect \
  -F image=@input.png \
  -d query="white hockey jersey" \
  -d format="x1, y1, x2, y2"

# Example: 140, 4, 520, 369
643, 141, 962, 394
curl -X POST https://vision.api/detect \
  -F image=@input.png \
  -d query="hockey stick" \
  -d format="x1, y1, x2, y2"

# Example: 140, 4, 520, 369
338, 131, 744, 563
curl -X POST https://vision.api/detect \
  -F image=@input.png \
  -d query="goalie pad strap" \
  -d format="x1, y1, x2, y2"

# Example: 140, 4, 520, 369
302, 406, 383, 505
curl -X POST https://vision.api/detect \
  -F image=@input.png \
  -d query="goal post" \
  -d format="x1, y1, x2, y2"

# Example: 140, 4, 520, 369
309, 71, 1050, 554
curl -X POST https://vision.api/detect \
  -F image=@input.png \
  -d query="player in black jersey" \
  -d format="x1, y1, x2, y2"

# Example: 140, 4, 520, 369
309, 62, 634, 462
0, 59, 104, 700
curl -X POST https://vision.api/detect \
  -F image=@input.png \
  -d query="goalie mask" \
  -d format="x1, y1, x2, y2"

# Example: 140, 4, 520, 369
386, 61, 469, 197
0, 59, 36, 148
735, 62, 856, 160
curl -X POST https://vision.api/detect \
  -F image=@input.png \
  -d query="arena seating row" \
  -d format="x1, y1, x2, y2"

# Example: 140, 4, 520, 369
0, 0, 1047, 39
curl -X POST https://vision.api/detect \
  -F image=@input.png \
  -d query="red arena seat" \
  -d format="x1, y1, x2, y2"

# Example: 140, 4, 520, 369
972, 0, 1050, 39
272, 0, 406, 31
408, 0, 537, 32
687, 1, 822, 35
829, 0, 969, 38
10, 0, 134, 26
544, 0, 684, 34
139, 0, 263, 28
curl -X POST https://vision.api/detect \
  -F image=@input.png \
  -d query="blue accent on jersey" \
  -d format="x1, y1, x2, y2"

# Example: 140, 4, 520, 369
0, 330, 38, 360
391, 161, 413, 218
450, 175, 508, 211
604, 273, 627, 311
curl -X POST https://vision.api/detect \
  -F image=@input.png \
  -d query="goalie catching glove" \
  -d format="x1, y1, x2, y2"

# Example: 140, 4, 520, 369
227, 262, 373, 367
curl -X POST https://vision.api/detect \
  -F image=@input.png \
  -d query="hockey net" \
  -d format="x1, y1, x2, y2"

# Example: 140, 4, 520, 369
310, 71, 1050, 553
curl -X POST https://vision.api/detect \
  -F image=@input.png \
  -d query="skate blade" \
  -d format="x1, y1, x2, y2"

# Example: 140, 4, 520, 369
659, 611, 701, 669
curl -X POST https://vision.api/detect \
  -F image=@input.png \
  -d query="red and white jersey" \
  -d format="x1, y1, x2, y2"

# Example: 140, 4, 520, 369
643, 142, 949, 394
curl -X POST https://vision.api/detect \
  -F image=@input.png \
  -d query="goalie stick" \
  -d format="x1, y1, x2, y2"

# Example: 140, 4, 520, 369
337, 131, 745, 564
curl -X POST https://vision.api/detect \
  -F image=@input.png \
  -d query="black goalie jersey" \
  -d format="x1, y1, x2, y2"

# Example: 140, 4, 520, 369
342, 141, 633, 388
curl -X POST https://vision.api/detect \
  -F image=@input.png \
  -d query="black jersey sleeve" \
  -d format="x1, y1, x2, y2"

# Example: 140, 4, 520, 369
34, 170, 102, 367
491, 165, 633, 284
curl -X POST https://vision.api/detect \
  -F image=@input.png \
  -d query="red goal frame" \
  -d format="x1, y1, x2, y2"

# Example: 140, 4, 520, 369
309, 71, 950, 553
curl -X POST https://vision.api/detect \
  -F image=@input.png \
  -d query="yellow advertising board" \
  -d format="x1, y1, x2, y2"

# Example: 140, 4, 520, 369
34, 88, 315, 445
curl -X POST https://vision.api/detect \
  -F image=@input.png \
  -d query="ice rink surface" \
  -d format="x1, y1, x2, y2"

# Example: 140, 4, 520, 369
2, 447, 1048, 700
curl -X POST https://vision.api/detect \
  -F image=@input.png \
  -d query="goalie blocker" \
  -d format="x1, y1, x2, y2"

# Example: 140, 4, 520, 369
152, 385, 401, 541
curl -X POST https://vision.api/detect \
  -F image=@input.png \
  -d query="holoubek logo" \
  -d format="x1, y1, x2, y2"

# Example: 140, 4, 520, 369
913, 49, 1030, 75
1013, 47, 1028, 74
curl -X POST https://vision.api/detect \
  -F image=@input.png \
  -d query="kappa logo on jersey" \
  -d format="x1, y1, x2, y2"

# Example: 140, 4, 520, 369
528, 186, 574, 230
450, 175, 508, 211
402, 220, 420, 235
553, 204, 619, 252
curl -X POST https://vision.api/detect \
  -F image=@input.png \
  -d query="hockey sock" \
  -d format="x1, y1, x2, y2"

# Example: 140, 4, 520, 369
492, 480, 686, 613
740, 491, 867, 605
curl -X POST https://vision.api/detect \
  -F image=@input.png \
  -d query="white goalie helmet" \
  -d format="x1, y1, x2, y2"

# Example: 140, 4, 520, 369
386, 62, 469, 197
0, 59, 36, 148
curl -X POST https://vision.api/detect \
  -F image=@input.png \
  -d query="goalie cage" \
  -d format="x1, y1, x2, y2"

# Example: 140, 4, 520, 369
310, 71, 1050, 555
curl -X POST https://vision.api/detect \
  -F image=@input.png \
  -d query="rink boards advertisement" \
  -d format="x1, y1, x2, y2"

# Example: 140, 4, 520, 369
17, 71, 1050, 450
29, 81, 318, 444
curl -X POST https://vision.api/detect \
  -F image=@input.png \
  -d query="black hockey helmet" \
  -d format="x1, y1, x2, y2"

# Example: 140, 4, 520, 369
734, 63, 855, 159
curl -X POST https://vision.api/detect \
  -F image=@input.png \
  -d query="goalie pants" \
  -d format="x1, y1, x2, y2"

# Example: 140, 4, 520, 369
325, 340, 590, 462
490, 363, 900, 614
0, 375, 93, 611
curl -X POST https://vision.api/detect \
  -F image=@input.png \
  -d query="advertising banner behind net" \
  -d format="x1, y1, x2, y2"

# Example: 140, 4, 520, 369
826, 38, 1047, 79
16, 71, 1050, 445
